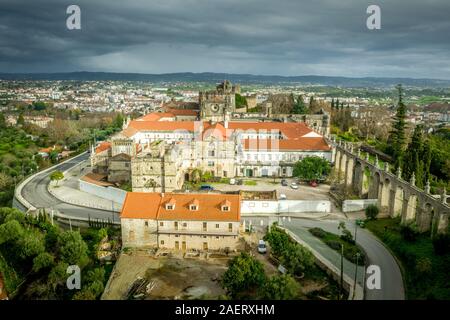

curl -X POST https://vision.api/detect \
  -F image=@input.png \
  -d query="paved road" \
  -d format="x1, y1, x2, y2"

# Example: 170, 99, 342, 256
243, 216, 405, 300
20, 152, 120, 221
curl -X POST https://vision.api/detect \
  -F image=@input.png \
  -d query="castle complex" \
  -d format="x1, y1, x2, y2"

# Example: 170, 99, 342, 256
91, 81, 332, 193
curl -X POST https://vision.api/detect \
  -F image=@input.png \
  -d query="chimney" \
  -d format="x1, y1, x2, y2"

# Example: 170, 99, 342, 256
224, 120, 229, 129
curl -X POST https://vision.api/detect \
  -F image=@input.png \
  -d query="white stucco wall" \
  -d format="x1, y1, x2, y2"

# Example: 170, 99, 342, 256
342, 199, 378, 212
78, 180, 127, 204
241, 200, 331, 214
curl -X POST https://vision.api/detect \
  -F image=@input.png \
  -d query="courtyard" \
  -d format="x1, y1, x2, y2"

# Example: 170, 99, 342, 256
209, 177, 332, 201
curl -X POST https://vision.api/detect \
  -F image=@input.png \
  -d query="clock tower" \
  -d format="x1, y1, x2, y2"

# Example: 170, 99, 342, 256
199, 80, 240, 122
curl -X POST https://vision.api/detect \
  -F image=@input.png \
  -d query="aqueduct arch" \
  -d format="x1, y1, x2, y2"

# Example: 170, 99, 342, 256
330, 140, 450, 235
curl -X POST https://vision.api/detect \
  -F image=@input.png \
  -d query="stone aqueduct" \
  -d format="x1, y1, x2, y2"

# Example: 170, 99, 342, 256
330, 140, 450, 235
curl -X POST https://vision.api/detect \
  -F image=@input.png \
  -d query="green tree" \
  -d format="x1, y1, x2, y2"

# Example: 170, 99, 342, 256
17, 113, 25, 126
281, 242, 314, 275
292, 95, 308, 114
422, 143, 432, 185
235, 94, 248, 109
403, 125, 424, 187
49, 150, 59, 164
365, 204, 379, 220
388, 84, 408, 170
50, 171, 64, 186
48, 262, 69, 292
32, 252, 55, 272
57, 231, 89, 267
0, 219, 24, 244
338, 221, 354, 243
309, 96, 315, 109
18, 230, 46, 259
0, 113, 5, 128
113, 113, 124, 129
293, 156, 331, 182
221, 252, 266, 298
331, 98, 335, 110
261, 274, 300, 300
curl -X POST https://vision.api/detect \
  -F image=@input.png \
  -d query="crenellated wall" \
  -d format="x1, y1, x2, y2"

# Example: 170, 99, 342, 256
330, 139, 449, 235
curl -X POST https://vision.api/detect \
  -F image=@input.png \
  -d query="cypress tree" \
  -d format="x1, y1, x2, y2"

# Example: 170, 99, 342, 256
331, 98, 335, 109
390, 84, 408, 170
422, 142, 432, 186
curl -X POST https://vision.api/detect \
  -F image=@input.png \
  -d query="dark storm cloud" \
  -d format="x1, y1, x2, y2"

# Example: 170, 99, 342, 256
0, 0, 449, 78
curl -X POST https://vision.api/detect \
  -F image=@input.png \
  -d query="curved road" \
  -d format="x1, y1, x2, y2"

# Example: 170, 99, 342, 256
19, 152, 119, 221
286, 219, 404, 300
245, 216, 405, 300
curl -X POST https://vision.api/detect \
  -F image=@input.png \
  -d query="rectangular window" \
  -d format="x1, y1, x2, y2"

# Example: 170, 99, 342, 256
160, 240, 164, 245
159, 222, 164, 227
182, 223, 187, 227
215, 224, 220, 229
228, 223, 233, 232
174, 221, 178, 230
144, 221, 149, 227
203, 222, 207, 232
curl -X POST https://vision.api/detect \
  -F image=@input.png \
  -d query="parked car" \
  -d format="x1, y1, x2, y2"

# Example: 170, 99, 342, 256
236, 179, 243, 185
257, 240, 267, 254
229, 178, 236, 185
281, 179, 288, 186
309, 180, 318, 187
290, 182, 299, 189
200, 185, 214, 191
279, 193, 287, 200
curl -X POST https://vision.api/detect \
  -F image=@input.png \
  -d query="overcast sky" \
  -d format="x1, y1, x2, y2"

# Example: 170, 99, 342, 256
1, 0, 449, 79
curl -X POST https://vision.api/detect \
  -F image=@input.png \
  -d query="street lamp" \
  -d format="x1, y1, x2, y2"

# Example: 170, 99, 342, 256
352, 252, 361, 300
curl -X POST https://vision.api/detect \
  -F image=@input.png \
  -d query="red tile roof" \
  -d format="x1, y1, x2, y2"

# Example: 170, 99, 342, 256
128, 120, 196, 132
243, 138, 331, 151
166, 109, 199, 116
121, 192, 241, 222
228, 122, 313, 139
95, 142, 111, 154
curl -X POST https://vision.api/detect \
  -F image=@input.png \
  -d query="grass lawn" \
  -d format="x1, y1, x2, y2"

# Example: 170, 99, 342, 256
244, 180, 257, 186
365, 218, 450, 300
309, 228, 366, 265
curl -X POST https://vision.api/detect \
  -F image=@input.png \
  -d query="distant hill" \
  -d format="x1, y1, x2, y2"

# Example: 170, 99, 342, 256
1, 71, 450, 88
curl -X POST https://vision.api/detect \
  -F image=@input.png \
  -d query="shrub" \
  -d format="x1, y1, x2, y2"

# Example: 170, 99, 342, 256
338, 222, 354, 244
415, 257, 432, 274
325, 240, 341, 251
309, 227, 326, 238
400, 224, 419, 242
432, 234, 450, 255
365, 204, 379, 220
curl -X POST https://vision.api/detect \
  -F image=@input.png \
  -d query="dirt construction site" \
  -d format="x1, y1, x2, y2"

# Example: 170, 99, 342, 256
101, 249, 232, 300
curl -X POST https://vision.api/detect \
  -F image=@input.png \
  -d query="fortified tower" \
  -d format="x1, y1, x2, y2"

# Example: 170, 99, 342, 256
199, 80, 240, 122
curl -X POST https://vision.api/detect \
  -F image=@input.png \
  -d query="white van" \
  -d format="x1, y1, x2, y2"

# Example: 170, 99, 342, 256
257, 240, 267, 254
